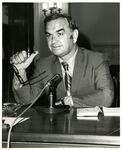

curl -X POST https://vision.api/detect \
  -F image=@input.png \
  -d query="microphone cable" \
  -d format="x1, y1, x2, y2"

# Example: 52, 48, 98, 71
7, 81, 50, 148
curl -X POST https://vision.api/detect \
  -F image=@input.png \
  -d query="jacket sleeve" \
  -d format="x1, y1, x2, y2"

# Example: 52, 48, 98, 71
12, 59, 48, 105
13, 80, 46, 105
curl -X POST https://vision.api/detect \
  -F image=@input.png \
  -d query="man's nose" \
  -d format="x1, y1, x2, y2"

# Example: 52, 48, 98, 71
51, 35, 58, 43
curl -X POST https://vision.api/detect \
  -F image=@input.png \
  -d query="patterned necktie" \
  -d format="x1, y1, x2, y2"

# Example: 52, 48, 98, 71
62, 62, 72, 96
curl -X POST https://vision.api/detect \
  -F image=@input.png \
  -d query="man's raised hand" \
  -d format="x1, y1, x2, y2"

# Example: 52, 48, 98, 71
10, 50, 39, 71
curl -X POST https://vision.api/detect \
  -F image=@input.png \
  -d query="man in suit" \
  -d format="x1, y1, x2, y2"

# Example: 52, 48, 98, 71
10, 14, 114, 107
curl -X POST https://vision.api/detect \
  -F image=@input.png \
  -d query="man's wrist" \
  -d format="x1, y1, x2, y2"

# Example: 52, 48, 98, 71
18, 69, 26, 75
18, 69, 27, 82
13, 75, 23, 90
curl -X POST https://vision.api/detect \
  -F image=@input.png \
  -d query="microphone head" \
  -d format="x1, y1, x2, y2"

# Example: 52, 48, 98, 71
46, 74, 62, 87
51, 74, 61, 83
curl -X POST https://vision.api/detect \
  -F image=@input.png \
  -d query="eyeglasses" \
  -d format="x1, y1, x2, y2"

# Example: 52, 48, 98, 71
12, 64, 26, 85
12, 64, 47, 86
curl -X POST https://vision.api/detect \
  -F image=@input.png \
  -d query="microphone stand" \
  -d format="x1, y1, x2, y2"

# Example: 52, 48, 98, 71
49, 85, 54, 109
40, 84, 70, 114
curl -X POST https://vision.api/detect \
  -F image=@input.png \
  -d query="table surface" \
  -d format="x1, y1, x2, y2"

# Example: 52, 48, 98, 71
2, 106, 120, 148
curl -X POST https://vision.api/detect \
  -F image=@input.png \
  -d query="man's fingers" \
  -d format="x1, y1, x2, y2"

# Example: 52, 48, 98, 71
10, 56, 18, 64
10, 50, 27, 64
21, 50, 28, 60
10, 51, 39, 70
19, 51, 39, 69
17, 53, 25, 62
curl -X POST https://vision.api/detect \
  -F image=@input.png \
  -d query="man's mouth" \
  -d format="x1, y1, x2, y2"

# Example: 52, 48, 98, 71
52, 45, 61, 49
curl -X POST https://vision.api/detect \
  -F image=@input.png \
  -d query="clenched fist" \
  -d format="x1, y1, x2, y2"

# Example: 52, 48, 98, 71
10, 50, 39, 89
10, 50, 38, 71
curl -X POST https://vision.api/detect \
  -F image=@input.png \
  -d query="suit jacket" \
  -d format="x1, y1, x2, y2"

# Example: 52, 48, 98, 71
14, 47, 114, 107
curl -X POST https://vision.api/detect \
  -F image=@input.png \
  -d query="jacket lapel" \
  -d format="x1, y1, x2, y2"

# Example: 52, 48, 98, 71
71, 48, 84, 94
53, 56, 66, 99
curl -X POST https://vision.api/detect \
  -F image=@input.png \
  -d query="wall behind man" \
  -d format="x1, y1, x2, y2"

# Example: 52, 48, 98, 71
70, 3, 120, 64
70, 3, 119, 45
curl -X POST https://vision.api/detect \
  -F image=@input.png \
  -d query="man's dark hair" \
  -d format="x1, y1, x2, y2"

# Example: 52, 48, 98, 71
44, 13, 78, 32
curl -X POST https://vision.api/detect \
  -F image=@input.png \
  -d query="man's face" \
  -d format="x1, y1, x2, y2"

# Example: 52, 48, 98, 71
45, 18, 74, 58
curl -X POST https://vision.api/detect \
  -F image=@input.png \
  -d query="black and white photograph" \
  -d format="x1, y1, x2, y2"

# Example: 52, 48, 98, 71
2, 1, 120, 148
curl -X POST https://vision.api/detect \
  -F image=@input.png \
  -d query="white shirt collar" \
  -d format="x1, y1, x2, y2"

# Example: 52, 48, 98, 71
59, 48, 78, 77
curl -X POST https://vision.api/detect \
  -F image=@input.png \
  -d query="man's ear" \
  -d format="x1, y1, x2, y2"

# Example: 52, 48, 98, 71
72, 29, 79, 44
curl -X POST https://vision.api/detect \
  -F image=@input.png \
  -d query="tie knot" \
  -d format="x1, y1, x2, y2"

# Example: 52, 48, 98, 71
62, 62, 68, 71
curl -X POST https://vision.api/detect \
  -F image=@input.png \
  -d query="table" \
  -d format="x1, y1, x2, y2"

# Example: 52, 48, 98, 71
2, 106, 120, 148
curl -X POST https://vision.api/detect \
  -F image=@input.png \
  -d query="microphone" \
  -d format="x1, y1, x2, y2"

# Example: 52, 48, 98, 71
7, 74, 61, 148
46, 74, 61, 87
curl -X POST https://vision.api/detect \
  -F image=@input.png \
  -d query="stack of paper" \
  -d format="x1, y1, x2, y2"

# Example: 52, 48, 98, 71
103, 107, 120, 116
2, 117, 29, 127
77, 106, 102, 120
77, 106, 120, 120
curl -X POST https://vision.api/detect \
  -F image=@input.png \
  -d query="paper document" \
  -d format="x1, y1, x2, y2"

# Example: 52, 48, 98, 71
76, 106, 120, 120
77, 106, 102, 117
2, 117, 29, 127
77, 116, 99, 120
103, 107, 120, 116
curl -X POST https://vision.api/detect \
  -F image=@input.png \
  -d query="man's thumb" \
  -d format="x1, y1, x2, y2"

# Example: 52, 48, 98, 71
27, 51, 38, 62
24, 51, 39, 68
29, 51, 39, 60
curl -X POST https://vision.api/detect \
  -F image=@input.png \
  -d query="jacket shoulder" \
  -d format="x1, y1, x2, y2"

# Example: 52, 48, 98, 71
80, 48, 109, 65
35, 55, 55, 66
33, 55, 55, 74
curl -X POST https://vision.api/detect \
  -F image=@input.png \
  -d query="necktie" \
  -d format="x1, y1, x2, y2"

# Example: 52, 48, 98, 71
62, 62, 72, 96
